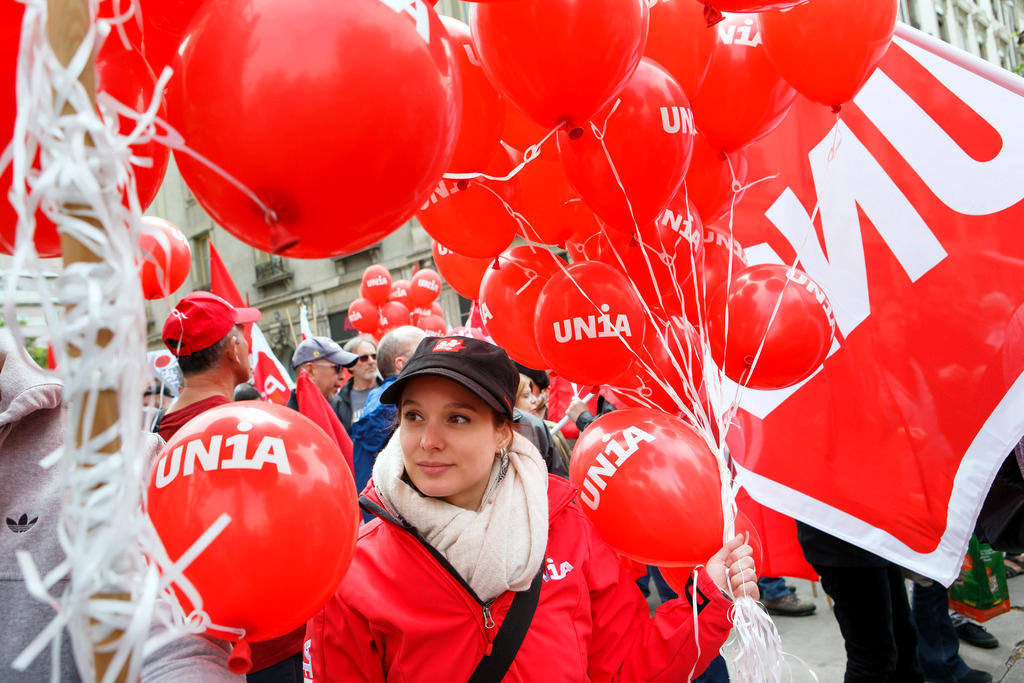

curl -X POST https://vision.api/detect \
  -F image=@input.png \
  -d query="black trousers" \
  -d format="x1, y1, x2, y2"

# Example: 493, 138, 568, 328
814, 563, 925, 683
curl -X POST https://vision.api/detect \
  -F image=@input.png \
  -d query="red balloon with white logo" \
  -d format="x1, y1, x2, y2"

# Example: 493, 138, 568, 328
438, 16, 504, 173
659, 510, 763, 593
479, 246, 565, 369
684, 223, 748, 324
591, 194, 705, 316
389, 280, 412, 309
347, 297, 380, 335
470, 0, 648, 131
147, 401, 359, 642
708, 263, 836, 390
431, 240, 492, 300
416, 144, 520, 259
691, 14, 797, 152
758, 0, 898, 110
569, 408, 724, 565
558, 58, 695, 233
166, 0, 459, 258
534, 261, 646, 386
361, 265, 393, 306
138, 217, 192, 300
410, 268, 443, 307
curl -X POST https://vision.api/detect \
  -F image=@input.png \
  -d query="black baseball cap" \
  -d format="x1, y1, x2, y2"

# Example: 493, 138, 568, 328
380, 336, 517, 419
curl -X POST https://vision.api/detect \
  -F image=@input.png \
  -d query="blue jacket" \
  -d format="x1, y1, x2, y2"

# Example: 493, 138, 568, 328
350, 376, 398, 519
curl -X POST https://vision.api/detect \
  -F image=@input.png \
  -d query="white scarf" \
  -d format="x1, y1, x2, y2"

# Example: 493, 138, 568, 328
372, 429, 549, 603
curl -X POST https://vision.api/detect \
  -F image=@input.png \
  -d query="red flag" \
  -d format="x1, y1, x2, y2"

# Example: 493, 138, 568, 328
209, 242, 295, 405
296, 371, 353, 473
722, 24, 1024, 584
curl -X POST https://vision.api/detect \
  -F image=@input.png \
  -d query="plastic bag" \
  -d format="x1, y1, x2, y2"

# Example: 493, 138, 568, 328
949, 535, 1010, 622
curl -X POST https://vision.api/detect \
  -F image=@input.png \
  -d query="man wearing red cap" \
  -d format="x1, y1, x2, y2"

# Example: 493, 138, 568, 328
155, 292, 261, 441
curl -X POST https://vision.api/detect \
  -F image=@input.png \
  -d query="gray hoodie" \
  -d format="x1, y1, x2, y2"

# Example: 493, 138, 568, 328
0, 330, 241, 681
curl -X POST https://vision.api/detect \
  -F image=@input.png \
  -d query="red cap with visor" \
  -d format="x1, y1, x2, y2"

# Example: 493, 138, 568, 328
162, 291, 261, 357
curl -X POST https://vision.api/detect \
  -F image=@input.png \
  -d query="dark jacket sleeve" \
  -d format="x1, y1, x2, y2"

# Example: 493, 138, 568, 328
513, 410, 568, 479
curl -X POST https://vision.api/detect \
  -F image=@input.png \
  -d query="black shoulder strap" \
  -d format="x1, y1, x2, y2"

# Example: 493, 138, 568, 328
467, 570, 543, 683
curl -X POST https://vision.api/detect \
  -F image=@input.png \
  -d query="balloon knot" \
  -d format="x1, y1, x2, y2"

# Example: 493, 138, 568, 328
456, 179, 470, 191
268, 221, 299, 254
629, 235, 639, 248
567, 126, 585, 140
491, 257, 501, 270
831, 104, 843, 114
704, 3, 725, 26
227, 639, 252, 675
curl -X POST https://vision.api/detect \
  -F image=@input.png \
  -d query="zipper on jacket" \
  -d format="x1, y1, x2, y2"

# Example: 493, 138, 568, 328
482, 601, 495, 629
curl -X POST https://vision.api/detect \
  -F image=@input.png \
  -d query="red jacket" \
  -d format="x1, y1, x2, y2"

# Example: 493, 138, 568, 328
304, 476, 733, 682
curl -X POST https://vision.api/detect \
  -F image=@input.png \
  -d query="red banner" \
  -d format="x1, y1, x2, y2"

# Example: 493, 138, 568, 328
725, 24, 1024, 584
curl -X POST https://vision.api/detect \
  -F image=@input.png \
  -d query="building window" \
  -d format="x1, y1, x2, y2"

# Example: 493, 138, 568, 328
191, 231, 211, 289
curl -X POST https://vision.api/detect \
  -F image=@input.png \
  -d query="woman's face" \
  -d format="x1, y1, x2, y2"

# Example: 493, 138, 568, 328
515, 379, 539, 414
399, 375, 512, 510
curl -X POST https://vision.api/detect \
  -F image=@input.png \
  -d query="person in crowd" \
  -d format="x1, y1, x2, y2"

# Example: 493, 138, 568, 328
516, 373, 571, 474
338, 336, 381, 432
514, 362, 549, 420
797, 521, 924, 682
910, 576, 993, 683
155, 292, 260, 441
285, 336, 358, 410
142, 381, 176, 431
233, 383, 262, 401
757, 576, 817, 617
305, 336, 758, 681
351, 326, 426, 499
0, 329, 241, 681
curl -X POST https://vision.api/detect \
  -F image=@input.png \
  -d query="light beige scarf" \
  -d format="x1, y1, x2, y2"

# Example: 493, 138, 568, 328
372, 429, 549, 603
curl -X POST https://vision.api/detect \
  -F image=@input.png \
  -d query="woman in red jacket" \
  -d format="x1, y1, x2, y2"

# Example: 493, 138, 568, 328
305, 336, 758, 682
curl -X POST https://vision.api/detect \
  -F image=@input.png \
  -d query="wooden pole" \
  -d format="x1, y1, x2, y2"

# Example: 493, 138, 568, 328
46, 2, 131, 680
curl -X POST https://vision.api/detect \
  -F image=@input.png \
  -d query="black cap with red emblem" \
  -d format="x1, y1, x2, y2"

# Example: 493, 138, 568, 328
379, 336, 518, 420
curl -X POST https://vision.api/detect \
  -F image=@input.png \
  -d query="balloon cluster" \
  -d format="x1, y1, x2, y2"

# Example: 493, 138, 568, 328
347, 264, 447, 339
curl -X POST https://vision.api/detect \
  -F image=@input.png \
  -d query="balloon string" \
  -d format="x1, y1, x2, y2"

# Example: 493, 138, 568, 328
442, 121, 566, 183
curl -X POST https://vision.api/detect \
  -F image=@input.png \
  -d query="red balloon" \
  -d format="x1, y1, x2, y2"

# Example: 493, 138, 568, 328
759, 0, 898, 109
430, 301, 444, 317
534, 261, 646, 386
410, 268, 443, 307
360, 265, 393, 306
471, 0, 648, 130
684, 132, 748, 224
611, 314, 703, 414
347, 298, 380, 335
135, 0, 205, 75
690, 15, 797, 152
418, 314, 448, 334
659, 510, 763, 594
379, 301, 412, 331
682, 222, 749, 325
569, 408, 724, 565
431, 240, 493, 300
416, 144, 519, 259
644, 0, 717, 101
565, 215, 603, 263
167, 0, 459, 258
499, 100, 550, 152
558, 59, 694, 233
147, 401, 358, 641
479, 246, 565, 369
138, 216, 191, 300
1, 11, 168, 257
389, 280, 412, 308
591, 194, 705, 316
708, 264, 836, 390
438, 17, 504, 173
510, 158, 600, 246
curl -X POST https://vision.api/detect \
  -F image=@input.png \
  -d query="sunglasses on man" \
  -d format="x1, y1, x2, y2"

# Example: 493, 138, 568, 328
355, 353, 376, 363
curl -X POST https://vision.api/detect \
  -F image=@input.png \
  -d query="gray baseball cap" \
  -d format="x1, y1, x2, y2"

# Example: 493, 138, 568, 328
291, 336, 358, 370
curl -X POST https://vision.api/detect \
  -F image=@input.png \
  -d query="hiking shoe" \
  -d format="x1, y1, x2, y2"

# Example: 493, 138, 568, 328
956, 669, 993, 683
955, 621, 999, 649
761, 593, 816, 617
